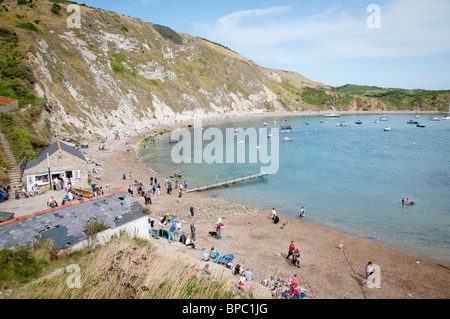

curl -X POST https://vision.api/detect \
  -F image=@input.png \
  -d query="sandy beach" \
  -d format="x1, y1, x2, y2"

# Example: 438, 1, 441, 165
2, 111, 449, 299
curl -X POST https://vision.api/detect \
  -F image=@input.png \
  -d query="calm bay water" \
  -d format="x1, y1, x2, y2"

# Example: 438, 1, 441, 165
141, 113, 450, 265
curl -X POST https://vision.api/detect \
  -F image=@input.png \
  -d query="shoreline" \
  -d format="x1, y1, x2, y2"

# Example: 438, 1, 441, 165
2, 110, 448, 298
133, 111, 449, 269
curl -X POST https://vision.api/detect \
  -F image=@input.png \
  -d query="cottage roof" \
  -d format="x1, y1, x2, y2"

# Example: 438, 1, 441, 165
25, 140, 87, 170
0, 190, 146, 250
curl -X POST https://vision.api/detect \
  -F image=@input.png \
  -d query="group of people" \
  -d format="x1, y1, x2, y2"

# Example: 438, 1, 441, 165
262, 274, 305, 299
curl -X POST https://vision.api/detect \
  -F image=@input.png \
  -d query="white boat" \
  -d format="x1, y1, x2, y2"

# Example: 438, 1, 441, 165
384, 126, 391, 131
414, 102, 421, 118
233, 129, 239, 133
255, 146, 260, 150
325, 97, 340, 117
237, 140, 244, 144
279, 130, 291, 133
273, 121, 277, 124
374, 119, 378, 123
267, 134, 272, 138
379, 116, 389, 121
283, 137, 292, 142
263, 123, 267, 127
336, 120, 347, 126
428, 116, 440, 121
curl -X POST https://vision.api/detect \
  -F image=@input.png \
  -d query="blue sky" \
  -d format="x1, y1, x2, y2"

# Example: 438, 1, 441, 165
80, 0, 450, 90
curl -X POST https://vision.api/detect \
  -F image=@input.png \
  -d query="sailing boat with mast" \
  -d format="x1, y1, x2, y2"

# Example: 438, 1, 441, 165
414, 102, 420, 118
428, 101, 440, 121
325, 97, 340, 117
379, 102, 389, 121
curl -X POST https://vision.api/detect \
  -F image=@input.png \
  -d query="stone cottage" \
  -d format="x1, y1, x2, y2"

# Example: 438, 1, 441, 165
23, 140, 89, 191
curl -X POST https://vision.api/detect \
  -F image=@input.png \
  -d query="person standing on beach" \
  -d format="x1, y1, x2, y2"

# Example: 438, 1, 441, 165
271, 208, 277, 220
168, 222, 176, 243
300, 207, 305, 221
190, 222, 196, 242
286, 241, 295, 259
176, 221, 182, 237
190, 206, 195, 219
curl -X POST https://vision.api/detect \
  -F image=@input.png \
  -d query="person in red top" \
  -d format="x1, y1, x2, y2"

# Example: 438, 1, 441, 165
286, 241, 295, 259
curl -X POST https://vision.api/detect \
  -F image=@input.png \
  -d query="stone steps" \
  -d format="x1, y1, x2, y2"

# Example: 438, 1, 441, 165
0, 131, 23, 187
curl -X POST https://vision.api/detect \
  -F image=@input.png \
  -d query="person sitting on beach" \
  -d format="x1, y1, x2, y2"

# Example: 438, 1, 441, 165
202, 250, 210, 262
185, 235, 195, 249
273, 215, 280, 224
244, 268, 254, 281
22, 187, 31, 198
202, 264, 211, 279
210, 247, 220, 259
233, 264, 242, 276
179, 232, 187, 244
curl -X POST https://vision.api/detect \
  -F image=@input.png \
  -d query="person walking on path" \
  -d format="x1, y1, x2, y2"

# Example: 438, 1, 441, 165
286, 241, 295, 259
190, 222, 196, 242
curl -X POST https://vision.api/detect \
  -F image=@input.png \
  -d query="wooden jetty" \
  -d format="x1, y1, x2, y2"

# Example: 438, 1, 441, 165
185, 173, 268, 193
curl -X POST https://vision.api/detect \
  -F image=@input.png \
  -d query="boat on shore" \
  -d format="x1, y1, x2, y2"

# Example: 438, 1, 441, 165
379, 116, 389, 121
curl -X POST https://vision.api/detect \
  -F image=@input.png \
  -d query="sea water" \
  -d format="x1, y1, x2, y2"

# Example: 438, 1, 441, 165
141, 114, 450, 265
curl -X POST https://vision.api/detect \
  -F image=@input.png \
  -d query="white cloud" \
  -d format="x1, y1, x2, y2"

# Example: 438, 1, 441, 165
197, 0, 450, 63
